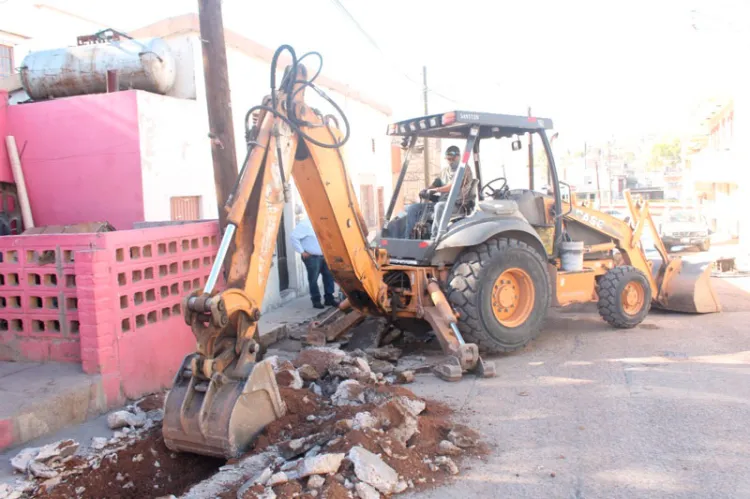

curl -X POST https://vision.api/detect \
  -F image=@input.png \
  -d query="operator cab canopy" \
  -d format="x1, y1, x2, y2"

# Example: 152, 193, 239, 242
386, 110, 554, 140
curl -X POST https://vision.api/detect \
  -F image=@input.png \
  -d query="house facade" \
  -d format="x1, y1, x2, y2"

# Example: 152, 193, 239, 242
1, 10, 395, 312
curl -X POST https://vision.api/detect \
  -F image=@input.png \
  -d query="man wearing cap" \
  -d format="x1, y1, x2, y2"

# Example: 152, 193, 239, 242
425, 145, 475, 237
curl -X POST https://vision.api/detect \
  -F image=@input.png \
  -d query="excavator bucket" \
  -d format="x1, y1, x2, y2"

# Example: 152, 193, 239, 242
162, 355, 286, 459
651, 256, 722, 314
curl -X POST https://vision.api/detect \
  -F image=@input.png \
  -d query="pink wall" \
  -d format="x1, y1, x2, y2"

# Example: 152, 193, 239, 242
6, 91, 145, 229
0, 222, 219, 405
0, 90, 10, 184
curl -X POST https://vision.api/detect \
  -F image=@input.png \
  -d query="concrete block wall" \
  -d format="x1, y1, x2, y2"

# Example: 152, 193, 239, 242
0, 221, 219, 406
0, 234, 94, 363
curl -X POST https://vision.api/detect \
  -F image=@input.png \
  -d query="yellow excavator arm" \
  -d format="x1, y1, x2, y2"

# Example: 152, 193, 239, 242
162, 49, 393, 458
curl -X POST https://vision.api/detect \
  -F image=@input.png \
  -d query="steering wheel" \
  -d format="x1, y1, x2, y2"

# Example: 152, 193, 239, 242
481, 177, 509, 199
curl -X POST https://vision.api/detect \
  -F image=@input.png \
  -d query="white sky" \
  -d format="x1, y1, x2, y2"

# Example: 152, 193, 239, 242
7, 0, 749, 147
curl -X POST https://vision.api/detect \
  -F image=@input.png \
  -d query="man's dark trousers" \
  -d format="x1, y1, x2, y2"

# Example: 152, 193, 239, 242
303, 254, 335, 305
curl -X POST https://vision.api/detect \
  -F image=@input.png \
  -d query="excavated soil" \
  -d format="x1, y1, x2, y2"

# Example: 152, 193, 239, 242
24, 344, 482, 499
34, 428, 223, 499
219, 383, 476, 498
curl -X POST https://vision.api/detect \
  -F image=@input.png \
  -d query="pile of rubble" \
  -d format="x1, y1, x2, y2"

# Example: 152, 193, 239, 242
0, 395, 214, 499
204, 344, 483, 498
2, 343, 481, 499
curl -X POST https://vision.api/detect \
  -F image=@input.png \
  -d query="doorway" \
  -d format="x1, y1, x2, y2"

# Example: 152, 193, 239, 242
276, 213, 290, 291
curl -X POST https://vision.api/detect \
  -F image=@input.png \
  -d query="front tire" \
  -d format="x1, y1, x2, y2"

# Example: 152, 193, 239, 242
699, 239, 711, 252
446, 237, 551, 353
597, 266, 651, 328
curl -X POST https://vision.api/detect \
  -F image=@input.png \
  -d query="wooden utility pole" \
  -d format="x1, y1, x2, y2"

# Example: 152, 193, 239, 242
198, 0, 238, 235
422, 66, 430, 188
528, 106, 534, 190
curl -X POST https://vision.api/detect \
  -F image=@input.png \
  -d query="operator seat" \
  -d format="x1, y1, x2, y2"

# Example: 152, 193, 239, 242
508, 189, 547, 226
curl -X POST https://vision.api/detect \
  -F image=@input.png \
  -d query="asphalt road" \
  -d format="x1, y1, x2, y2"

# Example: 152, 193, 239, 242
408, 277, 750, 499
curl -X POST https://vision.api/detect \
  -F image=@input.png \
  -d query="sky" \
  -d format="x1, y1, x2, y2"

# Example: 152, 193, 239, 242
4, 0, 748, 148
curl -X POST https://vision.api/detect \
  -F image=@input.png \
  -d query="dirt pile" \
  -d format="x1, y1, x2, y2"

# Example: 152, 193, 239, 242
2, 393, 221, 499
5, 346, 481, 499
214, 345, 485, 498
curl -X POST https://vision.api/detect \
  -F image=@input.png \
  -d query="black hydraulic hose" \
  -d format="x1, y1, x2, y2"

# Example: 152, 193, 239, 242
245, 46, 351, 150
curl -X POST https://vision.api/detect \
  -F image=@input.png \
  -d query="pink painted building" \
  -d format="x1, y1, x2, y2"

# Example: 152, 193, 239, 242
0, 89, 215, 230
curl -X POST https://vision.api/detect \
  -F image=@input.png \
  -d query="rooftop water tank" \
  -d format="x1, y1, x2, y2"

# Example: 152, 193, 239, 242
20, 37, 176, 100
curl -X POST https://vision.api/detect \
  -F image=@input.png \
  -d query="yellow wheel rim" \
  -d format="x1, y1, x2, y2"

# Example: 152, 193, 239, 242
491, 268, 535, 327
621, 281, 645, 316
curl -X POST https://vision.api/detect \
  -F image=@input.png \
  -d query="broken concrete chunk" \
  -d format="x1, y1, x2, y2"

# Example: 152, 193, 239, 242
35, 439, 79, 464
309, 383, 323, 397
258, 488, 277, 499
395, 370, 415, 384
435, 456, 460, 475
307, 474, 326, 489
28, 460, 58, 479
302, 331, 327, 348
447, 425, 479, 449
438, 440, 462, 456
11, 447, 39, 473
353, 357, 371, 374
284, 453, 345, 480
369, 360, 395, 375
395, 396, 426, 417
352, 412, 378, 431
294, 347, 347, 375
395, 480, 408, 493
268, 471, 290, 486
366, 345, 402, 362
147, 409, 165, 422
278, 432, 332, 460
90, 437, 108, 451
298, 364, 321, 382
332, 380, 366, 406
107, 410, 146, 429
355, 480, 381, 499
328, 364, 370, 382
348, 446, 399, 495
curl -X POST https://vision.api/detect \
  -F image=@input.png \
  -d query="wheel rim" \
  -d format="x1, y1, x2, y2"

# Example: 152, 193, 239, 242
621, 281, 645, 316
491, 268, 535, 327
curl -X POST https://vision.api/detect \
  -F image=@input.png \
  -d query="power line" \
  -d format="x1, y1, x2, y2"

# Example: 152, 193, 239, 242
327, 0, 463, 106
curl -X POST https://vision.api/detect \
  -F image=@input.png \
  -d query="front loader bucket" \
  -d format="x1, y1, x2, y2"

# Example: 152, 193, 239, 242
162, 355, 286, 459
651, 256, 721, 314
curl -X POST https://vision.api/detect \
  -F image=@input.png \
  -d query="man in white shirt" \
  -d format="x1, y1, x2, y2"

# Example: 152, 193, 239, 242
290, 216, 339, 309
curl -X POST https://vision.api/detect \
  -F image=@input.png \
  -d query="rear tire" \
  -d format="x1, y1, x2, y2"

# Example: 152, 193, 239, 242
597, 266, 651, 328
446, 237, 550, 353
699, 240, 711, 252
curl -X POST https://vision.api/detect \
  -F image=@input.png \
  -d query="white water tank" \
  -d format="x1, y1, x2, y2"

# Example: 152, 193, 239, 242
20, 37, 176, 100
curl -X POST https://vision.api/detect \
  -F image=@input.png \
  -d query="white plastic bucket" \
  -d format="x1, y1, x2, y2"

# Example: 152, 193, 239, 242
560, 241, 584, 272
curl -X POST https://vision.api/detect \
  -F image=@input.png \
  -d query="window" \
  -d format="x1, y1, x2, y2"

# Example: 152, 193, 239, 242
0, 44, 13, 78
170, 196, 201, 221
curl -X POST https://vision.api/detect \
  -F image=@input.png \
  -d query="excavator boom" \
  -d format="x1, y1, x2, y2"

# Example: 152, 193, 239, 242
163, 49, 390, 458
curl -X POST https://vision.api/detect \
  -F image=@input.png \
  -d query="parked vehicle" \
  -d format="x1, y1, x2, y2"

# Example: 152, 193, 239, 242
659, 209, 712, 252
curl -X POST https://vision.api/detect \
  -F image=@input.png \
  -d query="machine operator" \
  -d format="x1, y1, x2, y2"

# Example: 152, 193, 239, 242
401, 146, 475, 238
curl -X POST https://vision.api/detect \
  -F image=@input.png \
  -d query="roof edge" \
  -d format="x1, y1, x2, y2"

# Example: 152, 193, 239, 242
130, 13, 392, 116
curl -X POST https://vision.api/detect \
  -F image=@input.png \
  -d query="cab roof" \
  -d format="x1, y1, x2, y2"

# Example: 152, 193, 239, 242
387, 110, 554, 139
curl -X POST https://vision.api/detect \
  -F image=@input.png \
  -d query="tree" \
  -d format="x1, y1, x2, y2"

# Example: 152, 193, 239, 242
649, 138, 681, 171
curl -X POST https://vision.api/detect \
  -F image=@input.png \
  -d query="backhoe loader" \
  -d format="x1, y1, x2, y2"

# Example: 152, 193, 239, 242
163, 45, 721, 459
